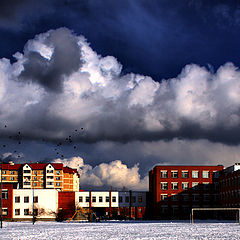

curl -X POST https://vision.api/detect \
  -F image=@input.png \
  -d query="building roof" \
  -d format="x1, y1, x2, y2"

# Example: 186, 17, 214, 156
0, 163, 22, 170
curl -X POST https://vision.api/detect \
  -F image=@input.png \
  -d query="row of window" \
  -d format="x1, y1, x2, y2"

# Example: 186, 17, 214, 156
78, 196, 143, 203
1, 177, 16, 181
160, 194, 218, 202
15, 196, 38, 203
160, 170, 218, 179
23, 176, 61, 180
23, 182, 61, 186
14, 208, 38, 216
1, 171, 16, 175
160, 182, 212, 190
79, 196, 117, 203
23, 170, 61, 174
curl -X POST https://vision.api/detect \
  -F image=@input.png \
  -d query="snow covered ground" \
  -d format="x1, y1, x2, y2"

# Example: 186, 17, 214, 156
0, 221, 240, 240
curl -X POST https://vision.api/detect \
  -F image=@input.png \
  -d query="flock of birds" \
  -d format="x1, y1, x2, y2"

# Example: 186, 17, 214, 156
1, 124, 84, 160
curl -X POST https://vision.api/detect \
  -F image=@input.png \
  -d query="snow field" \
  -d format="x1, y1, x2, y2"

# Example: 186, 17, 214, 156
0, 221, 240, 240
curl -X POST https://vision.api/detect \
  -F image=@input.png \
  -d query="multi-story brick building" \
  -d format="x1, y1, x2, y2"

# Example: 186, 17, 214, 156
149, 165, 224, 219
0, 162, 80, 192
219, 163, 240, 208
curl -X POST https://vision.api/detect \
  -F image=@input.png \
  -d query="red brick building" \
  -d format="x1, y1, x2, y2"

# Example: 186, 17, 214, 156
149, 165, 224, 219
219, 163, 240, 208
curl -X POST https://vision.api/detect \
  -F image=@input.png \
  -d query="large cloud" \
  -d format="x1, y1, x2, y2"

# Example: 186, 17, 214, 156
1, 28, 240, 144
53, 156, 148, 191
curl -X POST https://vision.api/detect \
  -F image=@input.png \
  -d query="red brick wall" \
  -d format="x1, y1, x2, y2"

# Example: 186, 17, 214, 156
58, 191, 75, 219
1, 183, 13, 219
149, 165, 224, 218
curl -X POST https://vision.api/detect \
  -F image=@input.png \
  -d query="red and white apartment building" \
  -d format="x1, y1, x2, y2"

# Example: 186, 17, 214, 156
0, 162, 147, 221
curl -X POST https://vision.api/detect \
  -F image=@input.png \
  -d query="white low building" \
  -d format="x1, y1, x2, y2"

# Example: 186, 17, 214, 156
75, 191, 119, 208
13, 189, 58, 220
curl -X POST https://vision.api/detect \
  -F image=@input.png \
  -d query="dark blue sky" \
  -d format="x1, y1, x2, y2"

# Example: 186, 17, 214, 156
1, 0, 240, 188
0, 0, 240, 80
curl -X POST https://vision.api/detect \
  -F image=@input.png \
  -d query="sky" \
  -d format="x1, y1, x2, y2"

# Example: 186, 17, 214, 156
1, 0, 240, 190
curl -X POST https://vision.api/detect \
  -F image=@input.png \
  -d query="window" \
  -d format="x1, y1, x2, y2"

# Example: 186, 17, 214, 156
182, 194, 189, 202
192, 171, 199, 178
106, 196, 110, 202
112, 196, 116, 202
92, 196, 96, 202
23, 170, 31, 173
171, 171, 178, 178
41, 183, 44, 186
47, 170, 54, 173
182, 182, 189, 190
10, 171, 15, 175
171, 182, 178, 190
2, 170, 6, 174
47, 182, 53, 185
86, 197, 90, 202
41, 177, 44, 180
192, 182, 199, 189
24, 209, 29, 215
24, 182, 30, 185
161, 182, 168, 190
171, 194, 178, 201
213, 171, 219, 178
15, 209, 20, 216
132, 196, 136, 203
203, 182, 210, 190
56, 182, 61, 186
15, 196, 20, 203
33, 182, 37, 187
203, 194, 210, 202
192, 194, 200, 202
56, 170, 60, 175
202, 171, 210, 178
138, 196, 142, 203
41, 171, 44, 175
10, 177, 14, 181
182, 171, 189, 178
1, 190, 8, 199
125, 196, 129, 202
33, 196, 38, 203
119, 196, 122, 203
47, 176, 54, 179
33, 209, 38, 216
161, 194, 168, 201
56, 177, 61, 180
2, 177, 6, 180
161, 171, 168, 178
33, 171, 37, 175
79, 196, 83, 202
99, 196, 103, 202
24, 196, 29, 203
33, 177, 37, 180
2, 208, 8, 216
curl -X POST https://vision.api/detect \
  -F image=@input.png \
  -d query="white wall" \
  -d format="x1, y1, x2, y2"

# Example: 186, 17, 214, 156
75, 191, 119, 208
13, 189, 58, 219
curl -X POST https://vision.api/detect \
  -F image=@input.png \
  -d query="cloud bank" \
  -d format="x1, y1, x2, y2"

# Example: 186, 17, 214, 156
1, 28, 240, 144
53, 156, 148, 191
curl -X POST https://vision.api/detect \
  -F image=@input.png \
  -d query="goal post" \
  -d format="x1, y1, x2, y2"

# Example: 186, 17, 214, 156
191, 208, 240, 224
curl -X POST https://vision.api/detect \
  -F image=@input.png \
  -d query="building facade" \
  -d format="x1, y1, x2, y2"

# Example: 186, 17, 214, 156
0, 162, 79, 192
219, 163, 240, 208
149, 165, 224, 219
